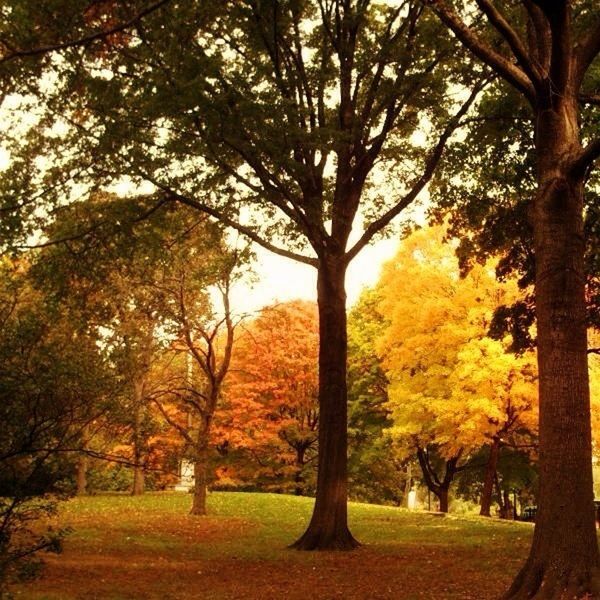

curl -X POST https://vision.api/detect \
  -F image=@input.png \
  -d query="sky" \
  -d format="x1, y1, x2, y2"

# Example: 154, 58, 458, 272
232, 235, 400, 314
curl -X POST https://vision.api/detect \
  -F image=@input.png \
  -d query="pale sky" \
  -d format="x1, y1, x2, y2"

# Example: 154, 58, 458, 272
233, 235, 400, 314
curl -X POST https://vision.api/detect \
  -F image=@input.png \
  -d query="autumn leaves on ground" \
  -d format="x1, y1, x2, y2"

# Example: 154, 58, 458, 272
16, 492, 531, 600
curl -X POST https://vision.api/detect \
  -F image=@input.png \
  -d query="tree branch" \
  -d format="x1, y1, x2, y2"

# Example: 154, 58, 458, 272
571, 137, 600, 176
474, 0, 542, 87
0, 0, 172, 64
140, 175, 318, 266
580, 93, 600, 106
425, 0, 536, 102
345, 80, 486, 263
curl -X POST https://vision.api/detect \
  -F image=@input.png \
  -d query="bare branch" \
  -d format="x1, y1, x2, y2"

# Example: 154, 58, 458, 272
152, 397, 194, 446
140, 176, 318, 267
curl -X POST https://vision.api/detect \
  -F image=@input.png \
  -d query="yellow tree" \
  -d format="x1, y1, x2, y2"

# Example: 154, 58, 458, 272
376, 225, 537, 513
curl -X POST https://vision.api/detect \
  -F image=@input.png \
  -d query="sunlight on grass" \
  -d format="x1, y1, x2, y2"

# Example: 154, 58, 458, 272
15, 492, 535, 600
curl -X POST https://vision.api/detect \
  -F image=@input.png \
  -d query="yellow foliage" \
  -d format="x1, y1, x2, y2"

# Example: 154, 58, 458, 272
375, 225, 538, 459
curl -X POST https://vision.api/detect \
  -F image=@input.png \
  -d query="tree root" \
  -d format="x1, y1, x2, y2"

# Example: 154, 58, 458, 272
504, 561, 600, 600
289, 526, 360, 551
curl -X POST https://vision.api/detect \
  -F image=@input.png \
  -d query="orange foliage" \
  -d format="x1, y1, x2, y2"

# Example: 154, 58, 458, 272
215, 300, 319, 493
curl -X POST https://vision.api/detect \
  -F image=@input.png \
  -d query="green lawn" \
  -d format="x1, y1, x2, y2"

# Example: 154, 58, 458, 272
14, 492, 534, 599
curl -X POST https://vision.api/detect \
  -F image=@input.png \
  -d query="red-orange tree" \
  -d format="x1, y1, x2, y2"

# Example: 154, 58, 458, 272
217, 301, 319, 496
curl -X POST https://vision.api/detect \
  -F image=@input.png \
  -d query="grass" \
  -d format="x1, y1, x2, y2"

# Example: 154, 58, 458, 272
13, 491, 534, 599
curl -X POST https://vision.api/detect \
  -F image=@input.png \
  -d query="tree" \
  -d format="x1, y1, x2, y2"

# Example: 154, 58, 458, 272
375, 225, 537, 513
150, 238, 244, 515
34, 195, 176, 496
218, 300, 319, 496
0, 257, 111, 592
1, 1, 484, 549
347, 289, 405, 505
0, 2, 172, 64
32, 194, 242, 505
422, 2, 600, 596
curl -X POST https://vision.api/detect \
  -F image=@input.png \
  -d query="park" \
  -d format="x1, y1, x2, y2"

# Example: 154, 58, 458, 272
1, 2, 600, 599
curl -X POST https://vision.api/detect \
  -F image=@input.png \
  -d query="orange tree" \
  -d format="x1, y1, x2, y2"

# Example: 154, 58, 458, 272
215, 301, 319, 496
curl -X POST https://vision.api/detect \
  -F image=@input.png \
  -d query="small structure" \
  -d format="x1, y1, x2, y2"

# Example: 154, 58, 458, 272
174, 459, 194, 492
407, 489, 417, 510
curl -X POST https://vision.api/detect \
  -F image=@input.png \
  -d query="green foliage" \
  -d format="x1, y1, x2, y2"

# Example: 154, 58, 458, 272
347, 288, 404, 504
429, 77, 600, 342
0, 258, 110, 590
1, 0, 475, 264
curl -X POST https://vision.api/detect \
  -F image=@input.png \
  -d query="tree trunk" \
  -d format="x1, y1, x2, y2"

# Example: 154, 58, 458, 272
131, 379, 145, 496
438, 485, 449, 514
416, 447, 458, 515
190, 448, 208, 516
76, 452, 88, 496
292, 256, 358, 550
191, 416, 212, 516
294, 446, 306, 496
404, 463, 413, 508
480, 437, 500, 517
505, 95, 600, 599
501, 488, 512, 520
76, 424, 90, 496
132, 463, 145, 496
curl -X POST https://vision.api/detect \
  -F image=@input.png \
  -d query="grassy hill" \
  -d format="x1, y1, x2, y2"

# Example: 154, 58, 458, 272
16, 492, 533, 599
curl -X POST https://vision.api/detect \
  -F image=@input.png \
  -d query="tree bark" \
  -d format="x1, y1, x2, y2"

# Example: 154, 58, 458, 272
190, 446, 208, 516
291, 256, 359, 550
76, 452, 88, 496
480, 437, 500, 517
416, 447, 459, 515
501, 488, 512, 520
190, 414, 212, 516
404, 463, 413, 508
505, 92, 600, 599
131, 378, 145, 496
76, 424, 90, 496
438, 485, 449, 514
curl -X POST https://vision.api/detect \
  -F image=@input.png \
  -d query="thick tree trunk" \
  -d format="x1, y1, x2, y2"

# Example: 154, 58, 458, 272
190, 449, 208, 516
505, 96, 600, 599
292, 256, 358, 550
480, 437, 500, 517
438, 485, 449, 514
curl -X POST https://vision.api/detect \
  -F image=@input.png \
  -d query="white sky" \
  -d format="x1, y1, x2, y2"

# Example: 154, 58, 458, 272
233, 235, 400, 314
